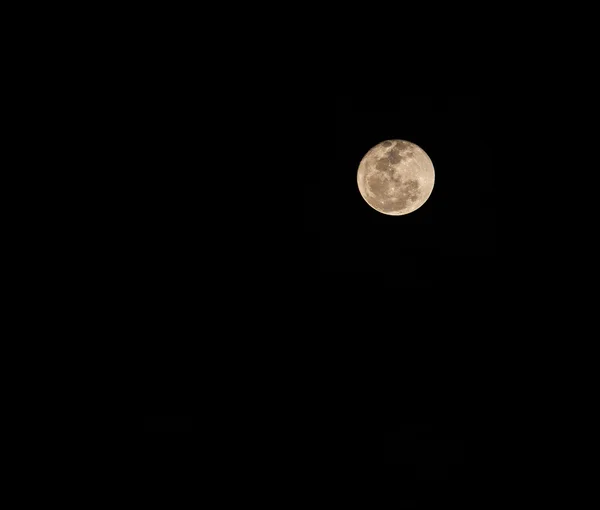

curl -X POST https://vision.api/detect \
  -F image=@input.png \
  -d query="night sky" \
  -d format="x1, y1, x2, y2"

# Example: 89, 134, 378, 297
302, 96, 485, 498
384, 422, 465, 480
140, 96, 489, 503
305, 95, 495, 288
144, 415, 193, 453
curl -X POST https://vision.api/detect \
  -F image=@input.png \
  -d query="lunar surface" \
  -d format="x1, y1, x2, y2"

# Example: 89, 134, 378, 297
357, 140, 435, 216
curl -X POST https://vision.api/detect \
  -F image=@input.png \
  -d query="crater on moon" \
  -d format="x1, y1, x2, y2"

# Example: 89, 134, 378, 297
357, 139, 434, 216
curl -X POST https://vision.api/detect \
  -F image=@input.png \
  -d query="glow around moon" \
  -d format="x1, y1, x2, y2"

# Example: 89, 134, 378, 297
357, 140, 435, 216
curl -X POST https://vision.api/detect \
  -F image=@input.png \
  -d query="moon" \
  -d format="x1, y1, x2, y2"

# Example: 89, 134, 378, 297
357, 140, 435, 216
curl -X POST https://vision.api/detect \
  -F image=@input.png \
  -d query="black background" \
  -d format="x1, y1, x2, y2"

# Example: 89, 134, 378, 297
144, 415, 193, 453
304, 95, 495, 289
301, 95, 485, 491
138, 96, 488, 495
384, 422, 465, 480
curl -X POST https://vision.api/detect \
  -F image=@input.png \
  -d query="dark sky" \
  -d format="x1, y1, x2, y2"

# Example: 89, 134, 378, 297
140, 96, 486, 489
144, 415, 193, 452
384, 422, 465, 481
144, 415, 192, 428
304, 95, 495, 289
301, 96, 484, 488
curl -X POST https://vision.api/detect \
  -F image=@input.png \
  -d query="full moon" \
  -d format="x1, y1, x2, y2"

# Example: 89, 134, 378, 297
357, 140, 435, 216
